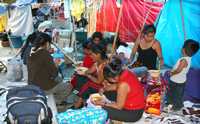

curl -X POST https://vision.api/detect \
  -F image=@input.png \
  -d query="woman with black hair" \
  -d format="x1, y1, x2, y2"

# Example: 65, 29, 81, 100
27, 32, 59, 91
27, 32, 71, 106
131, 24, 163, 69
21, 31, 38, 65
93, 57, 145, 122
73, 44, 108, 108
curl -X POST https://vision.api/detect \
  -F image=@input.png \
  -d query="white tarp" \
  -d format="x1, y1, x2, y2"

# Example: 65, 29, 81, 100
7, 5, 33, 36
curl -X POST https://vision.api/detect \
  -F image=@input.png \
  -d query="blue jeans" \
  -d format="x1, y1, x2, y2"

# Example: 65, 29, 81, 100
129, 66, 148, 77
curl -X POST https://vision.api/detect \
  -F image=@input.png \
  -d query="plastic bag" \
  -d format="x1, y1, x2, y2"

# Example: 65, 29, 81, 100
6, 57, 23, 82
87, 93, 111, 108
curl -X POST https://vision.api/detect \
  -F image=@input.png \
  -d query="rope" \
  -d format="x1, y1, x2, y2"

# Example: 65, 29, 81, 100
180, 0, 186, 41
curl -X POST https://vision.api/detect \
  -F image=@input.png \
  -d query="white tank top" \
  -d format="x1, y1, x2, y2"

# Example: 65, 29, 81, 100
170, 57, 191, 83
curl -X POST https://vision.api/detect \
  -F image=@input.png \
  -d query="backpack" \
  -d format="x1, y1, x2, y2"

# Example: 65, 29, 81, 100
56, 107, 108, 124
6, 85, 52, 124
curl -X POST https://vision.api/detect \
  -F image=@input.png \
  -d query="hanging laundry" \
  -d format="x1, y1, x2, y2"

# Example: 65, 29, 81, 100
0, 4, 7, 32
0, 4, 8, 33
0, 4, 7, 15
87, 0, 99, 35
96, 0, 119, 32
12, 0, 36, 7
64, 0, 71, 19
0, 14, 7, 32
71, 0, 85, 21
7, 5, 33, 36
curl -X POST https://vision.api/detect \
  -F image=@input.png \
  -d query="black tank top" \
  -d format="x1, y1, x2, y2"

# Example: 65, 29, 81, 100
137, 44, 158, 69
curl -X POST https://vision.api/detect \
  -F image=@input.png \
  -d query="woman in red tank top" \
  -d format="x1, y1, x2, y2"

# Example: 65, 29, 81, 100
93, 57, 145, 122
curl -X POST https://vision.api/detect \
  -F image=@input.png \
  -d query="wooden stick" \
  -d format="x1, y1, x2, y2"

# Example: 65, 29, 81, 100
111, 3, 123, 56
136, 3, 153, 43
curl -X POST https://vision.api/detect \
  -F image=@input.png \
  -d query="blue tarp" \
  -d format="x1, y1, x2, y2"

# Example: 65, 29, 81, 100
155, 0, 200, 68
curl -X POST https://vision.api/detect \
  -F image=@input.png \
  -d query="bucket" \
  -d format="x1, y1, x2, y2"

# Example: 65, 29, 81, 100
9, 35, 23, 48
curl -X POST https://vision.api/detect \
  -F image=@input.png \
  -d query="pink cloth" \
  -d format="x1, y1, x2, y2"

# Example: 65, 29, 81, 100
96, 0, 163, 42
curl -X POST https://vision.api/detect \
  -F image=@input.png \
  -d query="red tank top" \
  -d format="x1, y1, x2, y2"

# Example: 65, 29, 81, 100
119, 70, 145, 110
82, 54, 94, 68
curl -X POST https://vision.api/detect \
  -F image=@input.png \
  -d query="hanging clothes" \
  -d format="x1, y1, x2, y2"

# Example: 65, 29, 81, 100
87, 0, 99, 35
96, 0, 119, 32
7, 5, 33, 36
12, 0, 36, 7
0, 13, 8, 32
71, 0, 85, 21
64, 0, 71, 19
0, 4, 7, 15
0, 4, 8, 32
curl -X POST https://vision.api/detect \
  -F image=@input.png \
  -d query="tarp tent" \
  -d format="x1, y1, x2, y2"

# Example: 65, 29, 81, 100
155, 0, 200, 68
95, 0, 163, 42
119, 0, 162, 42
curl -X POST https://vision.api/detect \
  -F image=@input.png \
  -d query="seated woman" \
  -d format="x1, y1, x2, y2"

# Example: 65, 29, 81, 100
82, 42, 95, 68
73, 44, 108, 108
21, 31, 38, 65
93, 57, 145, 122
131, 24, 164, 70
27, 32, 67, 99
68, 42, 95, 95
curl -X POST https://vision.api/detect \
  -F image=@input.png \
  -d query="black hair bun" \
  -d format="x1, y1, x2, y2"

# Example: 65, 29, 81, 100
103, 57, 123, 79
32, 32, 52, 47
110, 57, 123, 73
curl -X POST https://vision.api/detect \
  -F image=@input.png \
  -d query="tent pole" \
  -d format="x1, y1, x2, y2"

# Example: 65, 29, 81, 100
111, 3, 123, 57
137, 2, 153, 41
